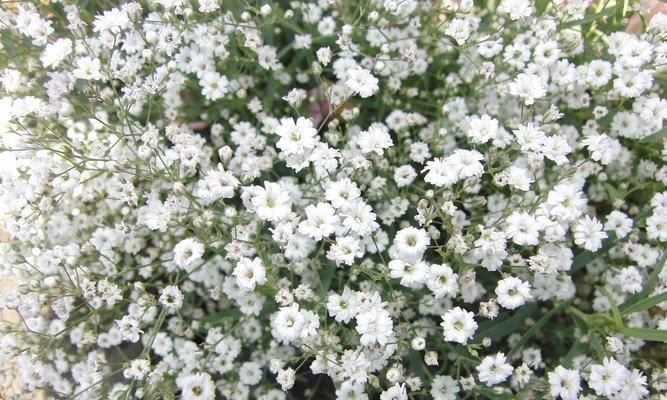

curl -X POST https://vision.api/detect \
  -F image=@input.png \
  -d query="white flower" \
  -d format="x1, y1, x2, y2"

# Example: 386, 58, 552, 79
73, 56, 103, 81
618, 369, 649, 400
477, 353, 514, 386
159, 285, 184, 310
504, 212, 541, 246
509, 73, 546, 105
325, 178, 361, 209
394, 165, 417, 187
451, 149, 485, 179
503, 165, 533, 192
275, 117, 318, 156
585, 60, 612, 88
327, 287, 358, 323
440, 307, 477, 344
276, 367, 295, 391
250, 182, 292, 222
647, 209, 667, 241
573, 216, 607, 251
467, 114, 499, 144
177, 373, 216, 400
232, 257, 267, 291
173, 238, 205, 270
116, 315, 143, 343
547, 366, 581, 400
345, 66, 379, 98
340, 199, 379, 236
430, 375, 459, 400
618, 266, 643, 294
495, 276, 532, 310
358, 124, 393, 156
582, 134, 620, 165
427, 263, 459, 298
335, 381, 368, 400
588, 357, 628, 397
497, 0, 533, 20
605, 210, 633, 238
326, 236, 362, 266
380, 383, 407, 400
445, 18, 471, 45
198, 0, 220, 13
394, 227, 430, 262
355, 308, 394, 346
513, 123, 546, 152
123, 359, 151, 380
271, 304, 305, 344
423, 157, 459, 187
40, 38, 72, 68
239, 361, 262, 385
298, 202, 339, 240
199, 71, 229, 101
195, 163, 240, 204
389, 259, 429, 288
282, 88, 307, 106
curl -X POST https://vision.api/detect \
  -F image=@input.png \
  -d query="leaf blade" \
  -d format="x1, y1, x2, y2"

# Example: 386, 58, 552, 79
640, 126, 667, 143
620, 327, 667, 342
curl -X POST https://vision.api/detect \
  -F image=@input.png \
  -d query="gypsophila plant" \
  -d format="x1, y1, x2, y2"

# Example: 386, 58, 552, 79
1, 0, 667, 398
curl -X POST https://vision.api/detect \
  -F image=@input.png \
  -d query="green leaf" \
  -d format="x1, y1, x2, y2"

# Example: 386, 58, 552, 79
475, 303, 537, 342
477, 387, 515, 400
563, 339, 587, 368
317, 264, 337, 299
200, 308, 241, 324
536, 0, 550, 16
615, 0, 628, 22
643, 251, 667, 294
589, 333, 606, 357
620, 327, 667, 342
641, 126, 667, 143
562, 7, 614, 29
599, 287, 623, 329
605, 183, 621, 203
407, 349, 427, 380
508, 301, 571, 357
619, 251, 667, 311
621, 291, 667, 315
571, 239, 614, 272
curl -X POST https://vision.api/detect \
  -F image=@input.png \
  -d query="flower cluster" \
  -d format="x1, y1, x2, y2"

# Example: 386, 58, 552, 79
1, 0, 667, 399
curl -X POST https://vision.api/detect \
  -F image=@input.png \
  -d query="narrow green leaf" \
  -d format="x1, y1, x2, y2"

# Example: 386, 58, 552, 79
600, 287, 623, 329
562, 7, 614, 28
475, 303, 537, 342
477, 387, 515, 400
536, 0, 550, 16
571, 239, 614, 272
643, 251, 667, 294
619, 251, 667, 311
620, 327, 667, 342
605, 183, 621, 203
317, 264, 336, 298
641, 126, 667, 143
508, 301, 571, 357
200, 308, 242, 324
615, 0, 628, 22
621, 291, 667, 315
589, 333, 606, 357
563, 340, 587, 368
408, 349, 427, 380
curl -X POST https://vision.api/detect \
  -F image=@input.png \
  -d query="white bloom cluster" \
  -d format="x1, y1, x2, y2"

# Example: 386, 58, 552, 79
1, 0, 667, 399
